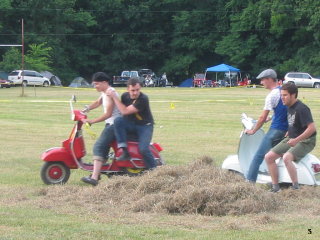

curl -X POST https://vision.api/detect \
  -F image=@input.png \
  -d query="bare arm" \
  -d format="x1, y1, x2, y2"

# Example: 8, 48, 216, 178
107, 89, 139, 115
288, 122, 316, 147
85, 97, 102, 112
84, 96, 114, 125
245, 110, 270, 135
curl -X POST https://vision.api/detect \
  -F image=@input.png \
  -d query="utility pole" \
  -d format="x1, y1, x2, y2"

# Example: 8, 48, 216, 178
0, 19, 24, 96
21, 19, 25, 96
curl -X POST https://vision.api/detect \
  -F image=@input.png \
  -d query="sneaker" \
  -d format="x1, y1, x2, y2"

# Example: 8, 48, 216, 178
291, 183, 300, 190
81, 176, 99, 186
116, 151, 131, 161
89, 174, 101, 181
269, 187, 281, 193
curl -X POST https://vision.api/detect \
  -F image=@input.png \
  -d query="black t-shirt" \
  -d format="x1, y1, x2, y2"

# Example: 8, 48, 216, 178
288, 100, 316, 138
121, 92, 154, 125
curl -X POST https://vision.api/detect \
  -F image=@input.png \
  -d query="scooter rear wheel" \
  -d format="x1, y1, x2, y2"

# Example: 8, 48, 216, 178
41, 162, 70, 185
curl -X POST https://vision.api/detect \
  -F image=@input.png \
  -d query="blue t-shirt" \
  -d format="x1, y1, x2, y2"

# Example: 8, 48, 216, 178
264, 87, 288, 131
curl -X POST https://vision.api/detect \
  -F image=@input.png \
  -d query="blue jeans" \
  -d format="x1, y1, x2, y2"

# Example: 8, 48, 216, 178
246, 128, 286, 182
93, 124, 115, 162
114, 117, 156, 169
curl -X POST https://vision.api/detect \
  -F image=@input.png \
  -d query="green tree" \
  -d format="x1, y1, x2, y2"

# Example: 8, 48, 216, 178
25, 42, 53, 72
89, 0, 173, 76
162, 0, 227, 82
2, 0, 320, 84
0, 0, 12, 32
4, 0, 97, 82
0, 48, 21, 72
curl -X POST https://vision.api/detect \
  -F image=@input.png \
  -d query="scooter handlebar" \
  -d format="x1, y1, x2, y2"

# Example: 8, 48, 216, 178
72, 109, 87, 121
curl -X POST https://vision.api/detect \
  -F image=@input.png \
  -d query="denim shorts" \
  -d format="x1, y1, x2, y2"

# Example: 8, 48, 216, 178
272, 135, 316, 162
93, 124, 115, 162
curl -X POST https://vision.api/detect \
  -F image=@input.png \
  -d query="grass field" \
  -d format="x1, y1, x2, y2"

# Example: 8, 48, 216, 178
0, 86, 320, 239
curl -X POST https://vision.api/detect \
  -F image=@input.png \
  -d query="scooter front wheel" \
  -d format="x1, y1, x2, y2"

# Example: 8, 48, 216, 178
41, 162, 70, 185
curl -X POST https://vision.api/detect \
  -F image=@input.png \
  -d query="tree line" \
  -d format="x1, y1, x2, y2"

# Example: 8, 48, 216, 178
0, 0, 319, 85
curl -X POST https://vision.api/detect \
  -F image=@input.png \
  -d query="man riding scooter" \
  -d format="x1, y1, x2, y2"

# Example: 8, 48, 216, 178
265, 83, 317, 192
245, 69, 288, 183
81, 72, 121, 186
107, 77, 157, 170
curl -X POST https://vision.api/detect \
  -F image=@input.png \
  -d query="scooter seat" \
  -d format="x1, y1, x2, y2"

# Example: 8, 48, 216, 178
127, 133, 139, 142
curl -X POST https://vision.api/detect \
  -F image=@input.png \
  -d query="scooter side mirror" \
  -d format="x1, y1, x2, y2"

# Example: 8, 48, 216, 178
69, 95, 77, 114
71, 95, 77, 103
241, 113, 256, 130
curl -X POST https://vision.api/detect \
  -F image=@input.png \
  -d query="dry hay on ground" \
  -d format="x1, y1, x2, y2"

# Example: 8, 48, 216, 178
38, 156, 281, 216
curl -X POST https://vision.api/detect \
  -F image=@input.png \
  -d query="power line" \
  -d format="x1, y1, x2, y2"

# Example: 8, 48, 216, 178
0, 7, 311, 14
0, 26, 308, 37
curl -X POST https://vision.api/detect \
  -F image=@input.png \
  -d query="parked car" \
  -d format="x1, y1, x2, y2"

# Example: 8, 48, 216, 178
138, 69, 154, 77
283, 72, 320, 88
0, 79, 13, 88
193, 73, 217, 87
113, 70, 144, 86
8, 70, 50, 87
193, 73, 206, 87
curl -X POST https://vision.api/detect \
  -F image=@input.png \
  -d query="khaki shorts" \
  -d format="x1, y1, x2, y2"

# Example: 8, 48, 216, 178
271, 135, 316, 162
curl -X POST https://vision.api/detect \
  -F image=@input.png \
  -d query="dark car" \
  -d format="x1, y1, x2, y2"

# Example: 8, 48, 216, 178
0, 78, 13, 88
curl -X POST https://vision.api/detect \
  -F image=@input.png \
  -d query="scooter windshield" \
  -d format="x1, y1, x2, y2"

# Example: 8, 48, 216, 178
238, 129, 265, 176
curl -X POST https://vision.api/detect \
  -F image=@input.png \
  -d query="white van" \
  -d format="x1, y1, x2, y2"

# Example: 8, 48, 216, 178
8, 70, 50, 87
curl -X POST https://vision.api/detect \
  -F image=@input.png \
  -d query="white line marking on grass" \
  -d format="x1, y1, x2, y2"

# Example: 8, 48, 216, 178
1, 99, 320, 103
0, 99, 249, 103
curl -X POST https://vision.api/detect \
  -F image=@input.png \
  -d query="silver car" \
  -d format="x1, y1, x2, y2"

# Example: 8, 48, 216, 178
284, 72, 320, 88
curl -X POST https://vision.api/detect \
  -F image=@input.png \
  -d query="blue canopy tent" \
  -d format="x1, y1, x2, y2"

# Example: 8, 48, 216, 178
205, 63, 240, 87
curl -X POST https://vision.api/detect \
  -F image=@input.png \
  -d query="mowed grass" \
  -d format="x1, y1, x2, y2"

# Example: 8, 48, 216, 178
0, 86, 320, 239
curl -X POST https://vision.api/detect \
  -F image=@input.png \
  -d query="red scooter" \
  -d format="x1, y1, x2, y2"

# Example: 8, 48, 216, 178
40, 96, 164, 185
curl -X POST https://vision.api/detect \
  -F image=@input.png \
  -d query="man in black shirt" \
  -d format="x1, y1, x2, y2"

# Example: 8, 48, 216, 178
107, 78, 156, 169
265, 83, 317, 192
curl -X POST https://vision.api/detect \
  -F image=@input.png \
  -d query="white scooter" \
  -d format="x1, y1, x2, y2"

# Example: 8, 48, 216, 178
222, 113, 320, 185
